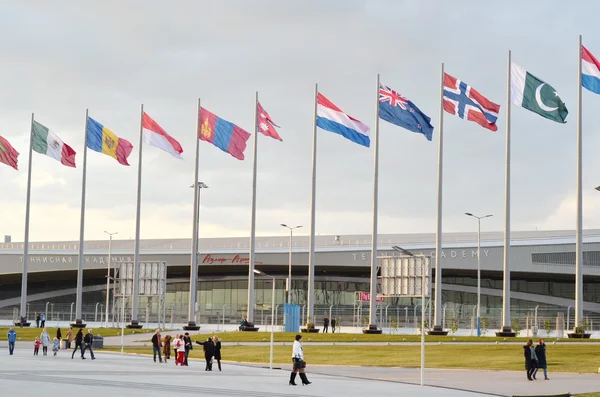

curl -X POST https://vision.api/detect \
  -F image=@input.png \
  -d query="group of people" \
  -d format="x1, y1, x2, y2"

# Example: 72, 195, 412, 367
34, 313, 46, 328
322, 315, 337, 333
150, 330, 222, 371
523, 338, 549, 381
6, 326, 96, 360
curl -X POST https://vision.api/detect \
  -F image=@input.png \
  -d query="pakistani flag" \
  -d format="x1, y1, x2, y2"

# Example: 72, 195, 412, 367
510, 63, 568, 123
32, 121, 77, 167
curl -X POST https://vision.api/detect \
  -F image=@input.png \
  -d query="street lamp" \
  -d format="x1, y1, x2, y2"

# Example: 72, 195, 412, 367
281, 224, 302, 304
104, 231, 117, 328
392, 245, 414, 257
595, 186, 600, 191
465, 212, 493, 337
254, 269, 275, 370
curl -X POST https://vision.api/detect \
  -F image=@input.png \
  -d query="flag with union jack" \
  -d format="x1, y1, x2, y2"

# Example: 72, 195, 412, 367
443, 73, 500, 131
378, 82, 434, 141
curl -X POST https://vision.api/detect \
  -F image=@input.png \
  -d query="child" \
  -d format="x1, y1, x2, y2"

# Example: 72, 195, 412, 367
52, 337, 59, 356
175, 336, 185, 366
34, 337, 41, 356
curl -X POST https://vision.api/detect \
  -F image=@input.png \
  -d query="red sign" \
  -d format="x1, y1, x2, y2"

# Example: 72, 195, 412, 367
359, 292, 385, 302
201, 254, 263, 265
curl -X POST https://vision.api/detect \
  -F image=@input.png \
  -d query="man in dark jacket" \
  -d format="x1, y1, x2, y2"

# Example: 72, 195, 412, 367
151, 330, 163, 363
196, 338, 215, 371
323, 316, 329, 333
183, 333, 193, 366
83, 329, 95, 360
331, 318, 336, 333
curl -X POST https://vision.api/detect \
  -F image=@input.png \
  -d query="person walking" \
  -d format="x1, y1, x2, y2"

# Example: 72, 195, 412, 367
40, 328, 51, 356
83, 329, 95, 360
523, 339, 538, 381
163, 335, 172, 364
33, 337, 41, 355
72, 328, 85, 359
331, 318, 336, 334
195, 337, 215, 371
212, 336, 222, 371
175, 335, 185, 366
183, 332, 193, 366
7, 327, 16, 355
151, 329, 163, 363
40, 313, 46, 328
323, 315, 329, 333
52, 337, 60, 356
290, 334, 311, 386
533, 339, 549, 380
56, 328, 62, 348
66, 327, 73, 349
35, 313, 40, 328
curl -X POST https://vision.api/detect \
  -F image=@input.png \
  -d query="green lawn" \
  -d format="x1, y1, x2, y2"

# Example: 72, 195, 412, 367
104, 343, 600, 374
1, 327, 141, 341
575, 394, 600, 397
136, 331, 598, 343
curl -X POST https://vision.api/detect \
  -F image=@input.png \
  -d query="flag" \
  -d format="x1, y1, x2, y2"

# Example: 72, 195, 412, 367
256, 101, 282, 141
142, 112, 183, 159
199, 107, 251, 160
379, 82, 434, 141
582, 45, 600, 95
443, 73, 500, 131
86, 117, 134, 165
0, 135, 19, 170
32, 121, 76, 168
511, 63, 568, 124
316, 93, 370, 147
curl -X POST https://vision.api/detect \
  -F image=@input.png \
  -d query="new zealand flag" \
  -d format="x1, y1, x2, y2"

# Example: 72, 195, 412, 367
378, 83, 434, 141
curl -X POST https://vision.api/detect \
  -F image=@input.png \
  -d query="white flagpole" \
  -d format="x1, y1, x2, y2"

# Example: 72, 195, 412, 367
307, 83, 318, 326
20, 113, 35, 322
433, 63, 444, 334
501, 50, 512, 334
368, 74, 380, 330
186, 98, 201, 330
130, 104, 144, 328
75, 110, 90, 325
247, 91, 259, 323
575, 35, 583, 331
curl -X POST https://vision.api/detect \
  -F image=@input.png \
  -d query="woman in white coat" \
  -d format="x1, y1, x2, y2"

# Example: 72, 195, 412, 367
290, 334, 311, 386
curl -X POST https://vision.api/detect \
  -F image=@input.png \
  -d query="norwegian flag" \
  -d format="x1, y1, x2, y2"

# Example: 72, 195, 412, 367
256, 101, 282, 141
443, 73, 500, 131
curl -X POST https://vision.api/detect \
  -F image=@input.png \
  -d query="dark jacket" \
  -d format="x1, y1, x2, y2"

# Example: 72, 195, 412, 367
534, 344, 547, 368
213, 341, 222, 360
184, 336, 193, 351
75, 330, 84, 344
196, 339, 215, 356
84, 332, 94, 345
523, 345, 536, 370
56, 328, 62, 340
323, 317, 329, 327
331, 319, 336, 327
151, 334, 161, 348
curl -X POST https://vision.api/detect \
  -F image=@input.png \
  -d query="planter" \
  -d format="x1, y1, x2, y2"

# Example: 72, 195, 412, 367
567, 332, 591, 339
300, 328, 320, 333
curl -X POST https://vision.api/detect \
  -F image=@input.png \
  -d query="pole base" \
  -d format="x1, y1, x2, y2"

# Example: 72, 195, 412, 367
362, 324, 383, 334
495, 326, 516, 337
427, 325, 449, 336
126, 320, 143, 329
183, 321, 201, 331
70, 319, 87, 328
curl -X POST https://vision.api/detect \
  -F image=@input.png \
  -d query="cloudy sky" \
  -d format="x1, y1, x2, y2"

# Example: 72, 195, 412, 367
2, 0, 600, 243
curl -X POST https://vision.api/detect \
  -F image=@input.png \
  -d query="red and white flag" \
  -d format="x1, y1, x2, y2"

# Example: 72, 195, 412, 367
142, 112, 183, 159
256, 102, 282, 141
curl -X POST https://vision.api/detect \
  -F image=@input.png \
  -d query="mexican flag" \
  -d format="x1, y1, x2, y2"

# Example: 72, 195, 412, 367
32, 121, 77, 167
0, 135, 19, 170
510, 63, 568, 123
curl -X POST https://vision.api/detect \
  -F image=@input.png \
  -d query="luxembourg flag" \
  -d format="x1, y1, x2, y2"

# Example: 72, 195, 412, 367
582, 45, 600, 94
316, 93, 370, 147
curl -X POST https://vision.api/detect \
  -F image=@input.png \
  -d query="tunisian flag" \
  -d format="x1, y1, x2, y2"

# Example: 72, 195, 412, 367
0, 135, 19, 170
142, 112, 184, 159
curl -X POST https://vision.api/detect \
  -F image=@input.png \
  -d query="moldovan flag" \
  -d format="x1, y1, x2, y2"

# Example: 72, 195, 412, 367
142, 112, 183, 159
86, 117, 134, 165
32, 121, 76, 167
0, 135, 19, 170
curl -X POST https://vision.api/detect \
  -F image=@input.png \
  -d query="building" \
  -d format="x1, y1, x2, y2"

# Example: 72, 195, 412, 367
0, 229, 599, 328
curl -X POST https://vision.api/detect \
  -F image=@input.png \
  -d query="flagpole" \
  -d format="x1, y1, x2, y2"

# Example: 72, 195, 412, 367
74, 109, 90, 326
368, 74, 380, 331
432, 63, 445, 335
185, 98, 201, 330
20, 112, 35, 322
247, 92, 259, 324
575, 34, 583, 332
307, 83, 318, 326
500, 50, 513, 335
130, 104, 144, 328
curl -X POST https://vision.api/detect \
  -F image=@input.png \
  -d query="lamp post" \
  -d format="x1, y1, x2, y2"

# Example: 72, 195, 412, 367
465, 212, 493, 337
281, 224, 302, 304
104, 231, 117, 328
186, 182, 208, 330
254, 269, 275, 370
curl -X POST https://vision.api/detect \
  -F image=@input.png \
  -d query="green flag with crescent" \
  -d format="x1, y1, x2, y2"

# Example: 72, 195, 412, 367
510, 63, 568, 123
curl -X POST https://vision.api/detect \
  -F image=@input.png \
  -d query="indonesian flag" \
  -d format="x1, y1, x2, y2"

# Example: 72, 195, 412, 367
142, 112, 183, 159
256, 101, 282, 141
